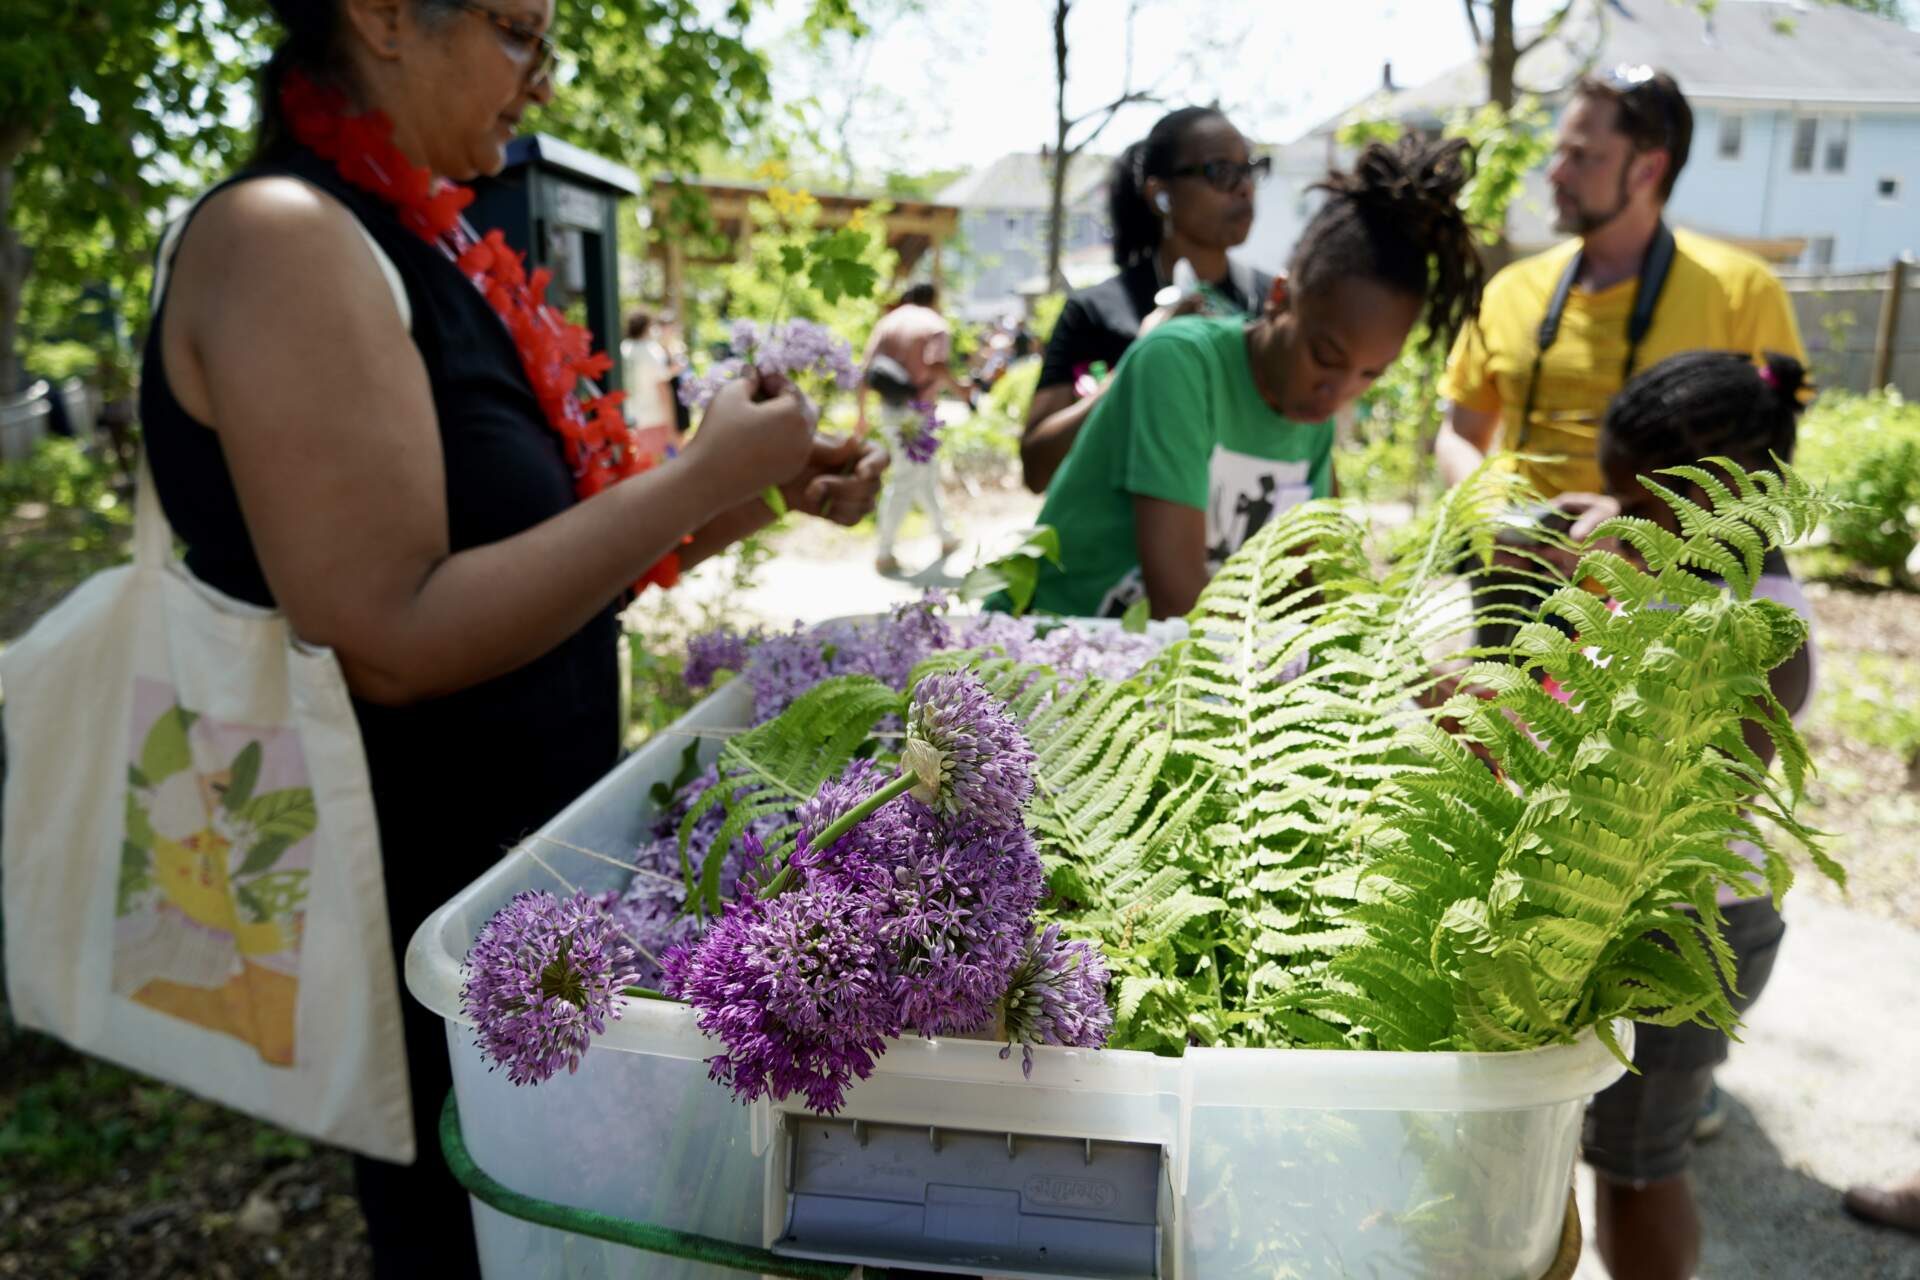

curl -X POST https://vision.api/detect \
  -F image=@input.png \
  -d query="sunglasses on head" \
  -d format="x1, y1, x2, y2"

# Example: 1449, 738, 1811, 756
1168, 155, 1272, 193
1599, 63, 1677, 149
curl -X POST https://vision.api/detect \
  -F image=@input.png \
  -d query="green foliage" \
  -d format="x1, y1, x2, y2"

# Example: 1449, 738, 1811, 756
1815, 651, 1920, 758
2, 0, 269, 388
959, 526, 1062, 615
680, 675, 901, 912
996, 460, 1831, 1057
1793, 389, 1920, 586
1311, 463, 1840, 1055
2, 0, 856, 393
1029, 293, 1068, 347
709, 188, 895, 370
0, 437, 126, 518
981, 357, 1042, 429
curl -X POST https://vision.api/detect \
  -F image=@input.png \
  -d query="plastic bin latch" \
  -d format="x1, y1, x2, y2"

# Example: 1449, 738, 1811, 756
770, 1116, 1163, 1280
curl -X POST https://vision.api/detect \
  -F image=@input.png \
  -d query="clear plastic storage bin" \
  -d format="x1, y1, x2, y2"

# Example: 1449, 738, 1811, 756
408, 673, 1627, 1280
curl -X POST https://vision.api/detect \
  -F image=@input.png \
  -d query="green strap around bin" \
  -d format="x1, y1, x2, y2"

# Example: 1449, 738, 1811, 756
439, 1091, 883, 1279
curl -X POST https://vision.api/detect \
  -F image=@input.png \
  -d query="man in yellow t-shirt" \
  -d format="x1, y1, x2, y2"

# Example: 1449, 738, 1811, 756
1436, 69, 1805, 500
1439, 69, 1809, 1280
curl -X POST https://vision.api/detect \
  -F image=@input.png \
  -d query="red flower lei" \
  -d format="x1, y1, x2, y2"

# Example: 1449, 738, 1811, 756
281, 73, 681, 592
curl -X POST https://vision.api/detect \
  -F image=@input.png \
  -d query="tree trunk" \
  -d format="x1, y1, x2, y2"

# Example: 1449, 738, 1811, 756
1487, 0, 1518, 112
0, 123, 32, 399
1047, 0, 1072, 292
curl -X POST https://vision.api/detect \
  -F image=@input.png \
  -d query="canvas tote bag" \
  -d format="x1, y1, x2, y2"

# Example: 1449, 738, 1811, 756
0, 198, 415, 1161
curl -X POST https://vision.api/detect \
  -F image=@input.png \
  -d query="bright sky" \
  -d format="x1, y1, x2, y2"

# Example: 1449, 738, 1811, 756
752, 0, 1572, 178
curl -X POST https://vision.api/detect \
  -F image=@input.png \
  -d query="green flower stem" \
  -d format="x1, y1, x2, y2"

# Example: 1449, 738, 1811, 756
622, 985, 675, 1002
758, 769, 919, 899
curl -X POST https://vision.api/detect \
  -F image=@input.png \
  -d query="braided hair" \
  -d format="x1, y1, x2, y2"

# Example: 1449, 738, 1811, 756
1288, 137, 1484, 354
1108, 107, 1228, 269
1602, 350, 1808, 480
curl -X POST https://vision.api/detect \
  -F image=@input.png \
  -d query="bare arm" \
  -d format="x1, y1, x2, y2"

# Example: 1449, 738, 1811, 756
1435, 399, 1502, 488
168, 180, 816, 707
1133, 495, 1210, 620
1021, 382, 1100, 493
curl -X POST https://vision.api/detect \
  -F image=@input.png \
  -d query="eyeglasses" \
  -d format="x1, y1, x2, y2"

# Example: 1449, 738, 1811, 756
453, 2, 555, 85
1168, 155, 1272, 193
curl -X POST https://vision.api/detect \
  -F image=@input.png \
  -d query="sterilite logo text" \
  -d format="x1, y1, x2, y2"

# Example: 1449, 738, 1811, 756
1023, 1174, 1116, 1210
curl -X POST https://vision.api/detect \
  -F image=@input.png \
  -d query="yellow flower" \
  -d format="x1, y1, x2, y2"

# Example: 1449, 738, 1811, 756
845, 207, 870, 233
752, 159, 790, 182
766, 185, 817, 221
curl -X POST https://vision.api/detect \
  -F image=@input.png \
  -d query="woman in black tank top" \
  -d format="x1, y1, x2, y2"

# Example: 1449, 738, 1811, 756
144, 4, 888, 1275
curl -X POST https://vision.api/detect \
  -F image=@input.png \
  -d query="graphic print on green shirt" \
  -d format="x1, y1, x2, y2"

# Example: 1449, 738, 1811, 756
1028, 314, 1334, 618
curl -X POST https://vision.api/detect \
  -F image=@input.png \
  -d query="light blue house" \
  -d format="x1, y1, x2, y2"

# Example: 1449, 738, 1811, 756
938, 151, 1112, 321
1316, 0, 1920, 272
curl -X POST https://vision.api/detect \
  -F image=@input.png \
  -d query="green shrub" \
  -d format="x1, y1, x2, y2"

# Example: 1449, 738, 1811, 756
937, 358, 1035, 486
0, 437, 124, 518
1794, 390, 1920, 586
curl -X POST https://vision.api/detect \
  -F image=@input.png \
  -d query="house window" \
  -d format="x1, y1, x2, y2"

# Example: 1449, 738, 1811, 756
1718, 112, 1743, 161
1804, 236, 1836, 269
1823, 116, 1851, 174
1881, 176, 1902, 200
1791, 116, 1818, 172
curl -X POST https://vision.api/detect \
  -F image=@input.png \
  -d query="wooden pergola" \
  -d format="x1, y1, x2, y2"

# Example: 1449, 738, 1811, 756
645, 178, 960, 321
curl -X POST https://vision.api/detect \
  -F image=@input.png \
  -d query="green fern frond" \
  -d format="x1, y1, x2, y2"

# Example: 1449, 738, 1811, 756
680, 674, 900, 911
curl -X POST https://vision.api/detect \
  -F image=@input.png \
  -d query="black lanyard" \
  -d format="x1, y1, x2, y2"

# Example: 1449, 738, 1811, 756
1516, 221, 1677, 450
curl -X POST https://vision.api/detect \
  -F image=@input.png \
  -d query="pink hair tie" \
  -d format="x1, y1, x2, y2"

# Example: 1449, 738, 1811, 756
1757, 363, 1779, 390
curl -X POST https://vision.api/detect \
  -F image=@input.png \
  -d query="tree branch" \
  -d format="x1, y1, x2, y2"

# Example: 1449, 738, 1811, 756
1065, 88, 1161, 134
1462, 0, 1484, 49
1515, 0, 1580, 57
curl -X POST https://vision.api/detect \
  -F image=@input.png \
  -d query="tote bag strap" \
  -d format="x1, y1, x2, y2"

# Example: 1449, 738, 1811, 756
138, 179, 414, 571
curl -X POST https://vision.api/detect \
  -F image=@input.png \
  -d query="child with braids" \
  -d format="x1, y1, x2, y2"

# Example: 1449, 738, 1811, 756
1019, 136, 1485, 620
1577, 349, 1815, 1280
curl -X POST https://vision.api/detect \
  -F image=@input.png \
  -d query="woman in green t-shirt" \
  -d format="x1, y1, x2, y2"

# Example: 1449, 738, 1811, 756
1024, 138, 1486, 620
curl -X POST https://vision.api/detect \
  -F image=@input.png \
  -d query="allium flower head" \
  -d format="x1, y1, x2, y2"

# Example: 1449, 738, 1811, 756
999, 924, 1113, 1078
903, 670, 1035, 828
461, 889, 640, 1086
792, 758, 896, 892
662, 884, 898, 1114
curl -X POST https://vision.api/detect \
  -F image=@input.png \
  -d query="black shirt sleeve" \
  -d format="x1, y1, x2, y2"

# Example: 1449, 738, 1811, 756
1037, 294, 1098, 390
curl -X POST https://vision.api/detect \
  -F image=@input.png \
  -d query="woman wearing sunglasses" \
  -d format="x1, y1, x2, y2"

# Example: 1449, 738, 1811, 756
1022, 107, 1273, 492
135, 2, 887, 1274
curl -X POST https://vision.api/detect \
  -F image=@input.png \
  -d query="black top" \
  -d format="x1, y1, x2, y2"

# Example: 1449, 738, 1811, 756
1036, 256, 1272, 391
140, 147, 622, 960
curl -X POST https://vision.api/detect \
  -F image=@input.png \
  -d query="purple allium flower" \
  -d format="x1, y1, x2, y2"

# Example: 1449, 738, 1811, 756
903, 670, 1035, 828
677, 358, 746, 411
610, 767, 784, 986
746, 626, 837, 723
880, 813, 1044, 1036
795, 755, 1044, 1039
662, 882, 898, 1114
999, 924, 1113, 1078
461, 889, 640, 1086
685, 625, 758, 690
791, 758, 896, 892
900, 398, 943, 465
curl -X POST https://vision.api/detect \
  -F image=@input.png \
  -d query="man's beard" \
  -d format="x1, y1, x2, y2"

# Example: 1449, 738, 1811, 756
1553, 164, 1633, 236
